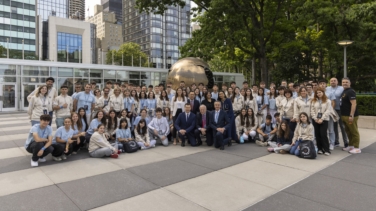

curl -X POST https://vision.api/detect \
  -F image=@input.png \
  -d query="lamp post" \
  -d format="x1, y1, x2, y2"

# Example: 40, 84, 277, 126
22, 39, 24, 60
6, 38, 9, 59
337, 40, 354, 78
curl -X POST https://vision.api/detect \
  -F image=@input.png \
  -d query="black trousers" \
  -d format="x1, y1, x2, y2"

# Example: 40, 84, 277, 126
172, 109, 183, 138
178, 131, 197, 146
73, 136, 86, 152
214, 131, 230, 148
194, 128, 214, 146
26, 142, 64, 161
313, 120, 330, 153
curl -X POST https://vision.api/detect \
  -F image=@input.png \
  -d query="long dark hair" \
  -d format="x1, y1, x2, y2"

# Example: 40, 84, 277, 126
118, 118, 128, 129
160, 90, 169, 101
278, 120, 290, 139
218, 91, 227, 101
244, 89, 253, 101
268, 87, 277, 99
231, 87, 240, 103
258, 88, 265, 104
107, 110, 118, 130
78, 107, 88, 131
139, 91, 147, 99
71, 112, 83, 131
247, 108, 256, 127
95, 111, 107, 126
174, 88, 185, 102
136, 119, 147, 135
239, 108, 250, 128
299, 112, 311, 125
131, 90, 139, 102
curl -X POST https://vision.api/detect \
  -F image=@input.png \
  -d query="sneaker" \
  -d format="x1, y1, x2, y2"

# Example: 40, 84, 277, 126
334, 143, 340, 147
329, 144, 334, 150
38, 157, 46, 162
31, 159, 38, 167
110, 154, 118, 159
117, 150, 122, 154
280, 150, 287, 154
60, 154, 67, 160
349, 148, 361, 154
240, 136, 244, 144
344, 143, 349, 148
317, 150, 323, 154
263, 142, 269, 147
324, 152, 331, 156
151, 145, 156, 148
343, 146, 354, 152
72, 151, 78, 155
52, 156, 62, 162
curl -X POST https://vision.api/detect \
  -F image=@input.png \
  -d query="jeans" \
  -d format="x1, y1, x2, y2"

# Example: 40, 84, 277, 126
55, 118, 64, 129
268, 141, 292, 153
89, 143, 118, 158
342, 116, 360, 148
290, 140, 301, 156
31, 120, 40, 126
334, 110, 349, 146
328, 117, 335, 145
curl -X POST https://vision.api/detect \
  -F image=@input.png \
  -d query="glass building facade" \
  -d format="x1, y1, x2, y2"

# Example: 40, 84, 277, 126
0, 59, 243, 112
101, 0, 122, 24
0, 0, 36, 55
123, 0, 191, 68
57, 32, 82, 63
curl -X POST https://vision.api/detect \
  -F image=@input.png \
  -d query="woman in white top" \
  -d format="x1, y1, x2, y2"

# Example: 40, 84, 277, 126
256, 88, 269, 125
28, 85, 52, 126
311, 87, 332, 155
289, 112, 315, 156
236, 108, 256, 143
244, 89, 258, 114
294, 87, 312, 121
276, 86, 286, 115
171, 88, 187, 145
267, 86, 278, 120
135, 119, 155, 149
157, 90, 170, 110
92, 89, 102, 120
232, 87, 244, 116
227, 87, 234, 99
109, 88, 124, 116
106, 110, 118, 142
281, 89, 296, 133
89, 124, 120, 158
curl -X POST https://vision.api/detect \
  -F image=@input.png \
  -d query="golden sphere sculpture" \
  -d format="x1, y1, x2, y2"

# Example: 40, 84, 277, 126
167, 57, 214, 90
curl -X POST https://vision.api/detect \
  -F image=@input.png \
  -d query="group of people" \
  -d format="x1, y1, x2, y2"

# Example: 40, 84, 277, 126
24, 76, 361, 167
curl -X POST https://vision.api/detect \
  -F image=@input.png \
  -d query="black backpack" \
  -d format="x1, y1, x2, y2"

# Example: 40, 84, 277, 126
124, 140, 138, 153
298, 140, 317, 159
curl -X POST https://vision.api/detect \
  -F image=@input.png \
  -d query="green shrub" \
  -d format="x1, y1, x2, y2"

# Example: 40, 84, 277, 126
357, 95, 376, 116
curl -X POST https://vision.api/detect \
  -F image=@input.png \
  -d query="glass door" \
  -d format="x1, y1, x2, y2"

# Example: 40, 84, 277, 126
0, 84, 17, 111
22, 83, 44, 110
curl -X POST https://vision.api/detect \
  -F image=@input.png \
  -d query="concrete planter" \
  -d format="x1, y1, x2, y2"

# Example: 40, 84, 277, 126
358, 116, 376, 129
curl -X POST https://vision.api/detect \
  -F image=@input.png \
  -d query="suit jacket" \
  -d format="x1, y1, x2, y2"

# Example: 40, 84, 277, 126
196, 111, 211, 130
209, 110, 230, 131
175, 112, 197, 133
187, 98, 200, 114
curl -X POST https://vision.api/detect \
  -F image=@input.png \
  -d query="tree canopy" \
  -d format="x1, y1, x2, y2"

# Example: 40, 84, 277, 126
106, 42, 149, 67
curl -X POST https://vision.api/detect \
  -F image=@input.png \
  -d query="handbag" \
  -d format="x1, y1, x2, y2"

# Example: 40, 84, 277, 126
298, 140, 316, 159
123, 140, 139, 153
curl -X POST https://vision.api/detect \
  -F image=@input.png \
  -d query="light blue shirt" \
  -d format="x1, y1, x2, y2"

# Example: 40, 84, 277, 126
268, 97, 276, 110
25, 124, 53, 148
256, 95, 269, 109
144, 99, 156, 109
87, 118, 102, 135
211, 92, 218, 101
52, 126, 74, 144
133, 116, 151, 126
81, 118, 86, 132
168, 93, 175, 102
260, 123, 276, 134
123, 97, 134, 111
75, 92, 96, 114
116, 128, 132, 142
326, 86, 344, 110
292, 91, 298, 99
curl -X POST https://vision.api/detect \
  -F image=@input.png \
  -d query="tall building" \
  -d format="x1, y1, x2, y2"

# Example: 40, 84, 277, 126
123, 1, 191, 68
0, 0, 37, 57
101, 0, 122, 24
87, 5, 122, 64
69, 0, 85, 20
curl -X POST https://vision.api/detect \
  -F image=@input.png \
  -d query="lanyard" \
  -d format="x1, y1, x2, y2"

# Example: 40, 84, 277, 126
40, 96, 47, 106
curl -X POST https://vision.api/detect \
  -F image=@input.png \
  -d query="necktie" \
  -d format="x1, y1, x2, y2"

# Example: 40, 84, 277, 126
215, 111, 219, 123
190, 100, 194, 110
202, 114, 206, 127
186, 113, 189, 121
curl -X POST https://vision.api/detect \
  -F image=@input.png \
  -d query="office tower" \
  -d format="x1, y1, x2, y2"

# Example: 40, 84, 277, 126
101, 0, 122, 24
123, 0, 191, 68
87, 5, 122, 64
69, 0, 85, 20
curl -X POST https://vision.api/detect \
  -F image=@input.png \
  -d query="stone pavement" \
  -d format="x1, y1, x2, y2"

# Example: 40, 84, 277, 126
0, 113, 375, 211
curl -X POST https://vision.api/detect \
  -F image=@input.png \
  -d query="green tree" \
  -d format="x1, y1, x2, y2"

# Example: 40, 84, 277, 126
106, 42, 149, 67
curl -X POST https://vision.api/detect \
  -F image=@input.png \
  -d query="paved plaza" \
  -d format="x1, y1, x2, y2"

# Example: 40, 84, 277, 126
0, 112, 375, 211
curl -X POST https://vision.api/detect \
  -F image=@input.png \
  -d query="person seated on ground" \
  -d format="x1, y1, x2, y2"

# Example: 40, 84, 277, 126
245, 108, 258, 142
209, 101, 231, 150
274, 112, 281, 127
118, 109, 131, 130
256, 115, 277, 147
116, 118, 133, 152
52, 117, 75, 161
86, 111, 107, 145
175, 103, 197, 147
133, 109, 151, 127
25, 114, 64, 167
148, 107, 170, 146
235, 108, 248, 143
163, 107, 174, 142
267, 120, 293, 154
70, 112, 86, 154
105, 110, 118, 142
289, 112, 315, 156
194, 105, 213, 146
135, 119, 156, 149
88, 124, 120, 158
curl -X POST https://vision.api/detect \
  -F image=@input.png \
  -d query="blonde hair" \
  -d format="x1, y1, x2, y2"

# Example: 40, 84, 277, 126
35, 85, 48, 97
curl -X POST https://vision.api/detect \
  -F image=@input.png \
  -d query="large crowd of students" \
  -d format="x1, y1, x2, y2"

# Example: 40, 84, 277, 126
24, 76, 361, 167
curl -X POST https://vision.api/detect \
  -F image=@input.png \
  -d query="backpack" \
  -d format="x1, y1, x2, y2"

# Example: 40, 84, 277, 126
298, 140, 316, 159
124, 140, 138, 153
262, 124, 274, 132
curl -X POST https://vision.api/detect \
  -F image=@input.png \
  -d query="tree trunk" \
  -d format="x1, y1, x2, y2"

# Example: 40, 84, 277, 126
259, 46, 268, 85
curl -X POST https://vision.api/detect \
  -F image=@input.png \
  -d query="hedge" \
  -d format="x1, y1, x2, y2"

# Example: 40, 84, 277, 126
357, 95, 376, 116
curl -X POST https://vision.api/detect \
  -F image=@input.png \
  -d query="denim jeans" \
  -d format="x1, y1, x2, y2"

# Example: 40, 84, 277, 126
31, 120, 40, 126
290, 140, 301, 156
55, 118, 64, 129
328, 117, 335, 145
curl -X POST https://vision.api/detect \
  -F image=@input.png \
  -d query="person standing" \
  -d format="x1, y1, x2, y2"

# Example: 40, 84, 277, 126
175, 103, 197, 147
53, 86, 73, 128
73, 84, 96, 124
188, 91, 200, 115
171, 88, 187, 145
28, 85, 51, 126
209, 101, 231, 150
195, 105, 213, 146
341, 78, 361, 154
327, 77, 349, 147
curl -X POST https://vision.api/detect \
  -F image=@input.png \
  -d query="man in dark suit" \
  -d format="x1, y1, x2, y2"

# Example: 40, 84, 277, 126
195, 105, 213, 146
209, 101, 231, 150
175, 103, 197, 147
187, 91, 200, 114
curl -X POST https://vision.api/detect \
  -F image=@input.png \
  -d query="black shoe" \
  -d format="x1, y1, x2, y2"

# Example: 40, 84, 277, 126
228, 140, 232, 147
220, 145, 224, 150
181, 142, 185, 147
344, 143, 349, 148
197, 141, 202, 146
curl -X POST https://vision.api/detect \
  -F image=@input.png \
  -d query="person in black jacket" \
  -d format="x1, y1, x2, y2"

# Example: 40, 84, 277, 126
267, 120, 293, 153
194, 105, 213, 146
201, 92, 215, 111
209, 101, 231, 150
187, 91, 200, 115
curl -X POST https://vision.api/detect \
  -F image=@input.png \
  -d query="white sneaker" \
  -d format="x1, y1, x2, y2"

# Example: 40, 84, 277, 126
324, 152, 331, 156
349, 148, 361, 154
60, 154, 67, 160
343, 146, 354, 151
329, 144, 334, 150
31, 159, 38, 167
151, 145, 156, 148
38, 157, 46, 162
318, 150, 323, 154
52, 156, 62, 162
141, 147, 146, 150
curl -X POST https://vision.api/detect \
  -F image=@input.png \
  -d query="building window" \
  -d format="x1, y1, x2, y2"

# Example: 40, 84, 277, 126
57, 32, 82, 63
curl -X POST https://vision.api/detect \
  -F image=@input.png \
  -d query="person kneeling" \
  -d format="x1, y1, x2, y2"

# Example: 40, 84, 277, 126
25, 115, 64, 167
89, 124, 120, 158
135, 119, 156, 149
52, 117, 76, 161
267, 120, 293, 154
256, 115, 277, 146
148, 108, 170, 146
